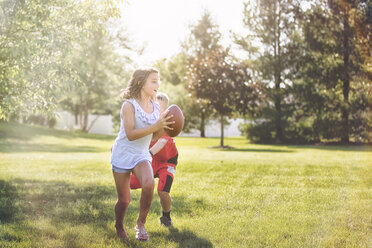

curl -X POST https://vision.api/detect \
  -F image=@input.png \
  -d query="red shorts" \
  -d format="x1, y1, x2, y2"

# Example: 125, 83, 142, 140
130, 161, 176, 193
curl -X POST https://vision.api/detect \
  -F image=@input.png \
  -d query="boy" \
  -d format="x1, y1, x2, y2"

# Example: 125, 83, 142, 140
130, 92, 178, 226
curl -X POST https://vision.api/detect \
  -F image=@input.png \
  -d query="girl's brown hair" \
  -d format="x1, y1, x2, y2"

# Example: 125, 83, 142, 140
120, 67, 159, 100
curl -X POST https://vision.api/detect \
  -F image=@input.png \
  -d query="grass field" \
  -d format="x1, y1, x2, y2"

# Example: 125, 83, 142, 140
0, 122, 371, 248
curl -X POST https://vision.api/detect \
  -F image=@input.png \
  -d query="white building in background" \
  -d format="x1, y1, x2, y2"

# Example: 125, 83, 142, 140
54, 111, 245, 137
180, 118, 245, 137
87, 114, 113, 135
54, 111, 113, 135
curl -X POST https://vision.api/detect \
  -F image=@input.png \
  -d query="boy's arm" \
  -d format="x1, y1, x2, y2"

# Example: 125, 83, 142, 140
149, 138, 168, 155
152, 128, 165, 141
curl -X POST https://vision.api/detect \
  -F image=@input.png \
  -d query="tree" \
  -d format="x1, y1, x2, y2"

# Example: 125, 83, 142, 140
296, 0, 371, 143
0, 0, 77, 119
236, 0, 371, 143
343, 0, 372, 81
154, 52, 201, 134
187, 46, 264, 147
237, 0, 300, 143
183, 10, 221, 137
59, 16, 130, 132
0, 0, 123, 123
328, 0, 372, 142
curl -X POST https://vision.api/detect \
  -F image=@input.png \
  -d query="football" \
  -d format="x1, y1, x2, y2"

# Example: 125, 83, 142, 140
164, 104, 184, 137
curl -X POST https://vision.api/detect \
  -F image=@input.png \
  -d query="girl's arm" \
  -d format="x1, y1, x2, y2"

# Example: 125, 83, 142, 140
123, 101, 173, 141
149, 138, 168, 155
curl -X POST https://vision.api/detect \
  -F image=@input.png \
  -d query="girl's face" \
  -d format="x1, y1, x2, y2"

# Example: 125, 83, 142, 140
141, 72, 160, 99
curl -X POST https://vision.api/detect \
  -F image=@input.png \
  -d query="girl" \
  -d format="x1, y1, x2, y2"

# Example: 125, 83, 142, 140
110, 67, 173, 241
130, 93, 179, 227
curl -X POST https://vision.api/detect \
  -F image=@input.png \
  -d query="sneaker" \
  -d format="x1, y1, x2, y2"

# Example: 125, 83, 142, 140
160, 216, 173, 227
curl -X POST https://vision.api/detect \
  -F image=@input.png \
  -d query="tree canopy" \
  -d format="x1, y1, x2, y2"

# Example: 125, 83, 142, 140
0, 0, 124, 125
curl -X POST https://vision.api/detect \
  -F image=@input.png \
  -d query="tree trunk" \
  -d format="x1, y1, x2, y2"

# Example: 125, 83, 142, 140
341, 14, 350, 143
87, 115, 100, 132
274, 56, 283, 143
82, 104, 89, 132
274, 88, 282, 143
79, 111, 83, 130
274, 2, 283, 143
220, 114, 224, 147
200, 111, 205, 137
74, 104, 79, 126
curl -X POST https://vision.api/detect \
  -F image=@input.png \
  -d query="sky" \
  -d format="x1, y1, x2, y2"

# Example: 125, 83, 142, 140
120, 0, 247, 65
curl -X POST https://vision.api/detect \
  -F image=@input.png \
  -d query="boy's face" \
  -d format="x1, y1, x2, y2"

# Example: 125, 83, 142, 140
157, 99, 167, 114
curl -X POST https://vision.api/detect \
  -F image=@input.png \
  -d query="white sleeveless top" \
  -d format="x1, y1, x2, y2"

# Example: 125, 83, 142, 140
110, 98, 160, 169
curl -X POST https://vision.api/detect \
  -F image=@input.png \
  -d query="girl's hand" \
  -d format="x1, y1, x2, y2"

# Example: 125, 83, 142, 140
156, 109, 174, 131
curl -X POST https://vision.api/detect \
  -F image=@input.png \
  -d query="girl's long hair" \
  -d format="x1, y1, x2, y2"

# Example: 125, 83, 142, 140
120, 67, 159, 100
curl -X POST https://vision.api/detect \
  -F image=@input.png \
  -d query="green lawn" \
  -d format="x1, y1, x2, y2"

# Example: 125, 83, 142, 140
0, 122, 371, 248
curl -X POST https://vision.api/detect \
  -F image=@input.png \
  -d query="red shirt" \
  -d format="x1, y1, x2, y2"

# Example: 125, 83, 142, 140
150, 134, 178, 164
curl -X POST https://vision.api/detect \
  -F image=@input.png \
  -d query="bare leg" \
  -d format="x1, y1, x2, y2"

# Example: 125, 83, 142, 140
113, 171, 131, 240
132, 161, 154, 230
158, 191, 171, 212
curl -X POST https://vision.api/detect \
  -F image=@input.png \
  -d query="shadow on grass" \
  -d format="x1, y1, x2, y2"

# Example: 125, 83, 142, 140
3, 178, 209, 225
9, 178, 118, 225
145, 191, 213, 247
151, 227, 213, 248
222, 147, 294, 153
1, 177, 212, 246
290, 144, 372, 152
213, 144, 371, 153
0, 142, 104, 153
0, 178, 120, 245
0, 179, 19, 222
118, 227, 213, 248
211, 145, 294, 153
0, 179, 120, 243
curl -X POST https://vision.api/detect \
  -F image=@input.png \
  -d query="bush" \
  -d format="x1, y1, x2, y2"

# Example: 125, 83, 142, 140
240, 118, 320, 144
284, 121, 318, 144
239, 121, 275, 143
